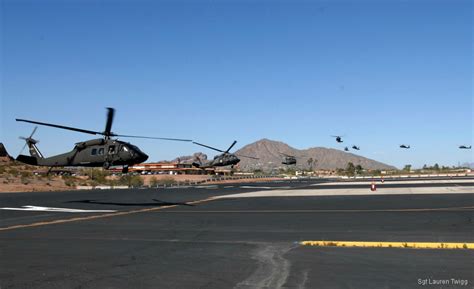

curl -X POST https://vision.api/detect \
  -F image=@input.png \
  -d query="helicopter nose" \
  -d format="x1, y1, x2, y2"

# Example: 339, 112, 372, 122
138, 152, 148, 163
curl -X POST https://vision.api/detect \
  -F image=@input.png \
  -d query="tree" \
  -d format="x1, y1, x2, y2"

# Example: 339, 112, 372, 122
345, 162, 355, 177
307, 158, 313, 170
433, 163, 440, 171
403, 164, 412, 172
355, 165, 363, 175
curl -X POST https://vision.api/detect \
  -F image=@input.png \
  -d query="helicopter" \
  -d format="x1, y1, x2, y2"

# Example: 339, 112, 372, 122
352, 145, 360, 150
331, 135, 344, 143
344, 147, 349, 152
400, 144, 411, 149
459, 145, 471, 149
191, 140, 258, 169
280, 152, 297, 165
15, 108, 192, 173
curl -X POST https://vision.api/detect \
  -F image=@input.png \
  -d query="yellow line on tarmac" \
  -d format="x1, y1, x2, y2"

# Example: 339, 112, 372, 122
0, 197, 216, 232
300, 241, 474, 250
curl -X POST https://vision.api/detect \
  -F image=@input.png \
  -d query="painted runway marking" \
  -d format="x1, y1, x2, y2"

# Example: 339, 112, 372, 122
154, 206, 474, 213
0, 197, 216, 232
239, 186, 292, 189
0, 206, 117, 213
300, 240, 474, 250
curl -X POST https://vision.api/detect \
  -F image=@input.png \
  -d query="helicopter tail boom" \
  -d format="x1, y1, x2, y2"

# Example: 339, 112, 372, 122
16, 154, 38, 165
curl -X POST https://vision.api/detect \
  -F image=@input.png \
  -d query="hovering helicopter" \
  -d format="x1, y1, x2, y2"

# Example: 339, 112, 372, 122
459, 145, 472, 149
332, 135, 344, 143
280, 152, 297, 165
400, 144, 411, 149
15, 108, 192, 173
344, 147, 349, 152
191, 140, 258, 169
352, 145, 360, 150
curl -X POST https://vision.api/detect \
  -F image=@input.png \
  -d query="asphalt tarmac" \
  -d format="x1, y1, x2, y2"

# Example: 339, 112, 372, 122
0, 179, 473, 289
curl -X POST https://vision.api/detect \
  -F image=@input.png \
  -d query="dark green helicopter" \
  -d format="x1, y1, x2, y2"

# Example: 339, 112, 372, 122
16, 108, 192, 173
191, 140, 258, 169
280, 152, 297, 165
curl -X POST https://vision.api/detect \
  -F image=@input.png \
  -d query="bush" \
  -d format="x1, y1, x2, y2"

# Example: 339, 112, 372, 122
149, 177, 159, 187
21, 176, 30, 185
8, 168, 19, 176
157, 177, 176, 186
118, 175, 144, 187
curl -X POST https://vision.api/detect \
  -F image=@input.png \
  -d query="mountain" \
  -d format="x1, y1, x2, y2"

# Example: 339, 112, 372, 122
234, 139, 396, 172
169, 152, 208, 164
0, 143, 13, 161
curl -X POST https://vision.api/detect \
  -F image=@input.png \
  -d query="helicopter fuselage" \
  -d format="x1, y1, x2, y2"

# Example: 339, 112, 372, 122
282, 156, 296, 165
21, 138, 148, 168
195, 153, 240, 169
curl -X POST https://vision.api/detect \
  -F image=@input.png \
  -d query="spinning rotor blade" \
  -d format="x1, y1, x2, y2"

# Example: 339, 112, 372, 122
279, 152, 293, 157
225, 140, 237, 153
16, 119, 101, 136
19, 142, 28, 155
29, 126, 38, 139
235, 153, 259, 160
18, 126, 39, 155
115, 134, 192, 142
192, 142, 225, 153
104, 107, 115, 137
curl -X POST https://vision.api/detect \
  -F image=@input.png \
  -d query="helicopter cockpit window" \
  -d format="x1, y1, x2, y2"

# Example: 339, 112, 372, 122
121, 146, 129, 152
98, 148, 105, 155
91, 148, 97, 155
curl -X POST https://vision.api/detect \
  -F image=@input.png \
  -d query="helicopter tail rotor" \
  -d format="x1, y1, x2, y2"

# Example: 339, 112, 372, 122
19, 126, 40, 155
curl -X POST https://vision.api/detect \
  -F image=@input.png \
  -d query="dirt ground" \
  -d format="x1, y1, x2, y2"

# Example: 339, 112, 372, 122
0, 176, 72, 193
0, 174, 283, 193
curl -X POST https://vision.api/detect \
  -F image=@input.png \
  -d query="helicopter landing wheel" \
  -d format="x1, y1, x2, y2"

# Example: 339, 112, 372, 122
103, 162, 110, 170
122, 166, 129, 174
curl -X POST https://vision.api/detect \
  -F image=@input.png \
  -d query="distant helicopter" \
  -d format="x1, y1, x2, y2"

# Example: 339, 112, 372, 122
191, 140, 258, 169
459, 145, 471, 149
400, 144, 411, 149
332, 135, 344, 143
15, 108, 192, 173
280, 152, 297, 165
344, 147, 349, 152
352, 145, 360, 150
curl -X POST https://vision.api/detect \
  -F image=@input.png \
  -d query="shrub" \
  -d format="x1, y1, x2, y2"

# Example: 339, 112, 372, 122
118, 175, 144, 187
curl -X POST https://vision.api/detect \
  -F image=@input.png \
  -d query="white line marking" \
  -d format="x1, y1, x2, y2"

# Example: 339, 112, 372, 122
0, 206, 117, 213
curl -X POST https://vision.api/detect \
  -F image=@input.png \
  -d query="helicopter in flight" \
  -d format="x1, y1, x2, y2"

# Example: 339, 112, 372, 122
400, 144, 411, 149
280, 152, 297, 165
459, 145, 471, 149
15, 108, 192, 173
332, 135, 344, 143
191, 140, 258, 169
344, 147, 349, 152
352, 145, 360, 150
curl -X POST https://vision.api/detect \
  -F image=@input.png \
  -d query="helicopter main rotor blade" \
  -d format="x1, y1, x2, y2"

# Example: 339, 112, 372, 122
192, 142, 225, 153
279, 152, 292, 157
104, 107, 115, 137
16, 119, 101, 136
225, 140, 237, 153
116, 134, 192, 142
235, 153, 259, 160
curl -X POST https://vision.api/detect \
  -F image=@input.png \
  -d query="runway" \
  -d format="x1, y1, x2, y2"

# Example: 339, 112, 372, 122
0, 178, 473, 288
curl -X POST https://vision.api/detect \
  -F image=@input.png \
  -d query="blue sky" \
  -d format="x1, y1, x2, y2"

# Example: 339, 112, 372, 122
1, 0, 472, 168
